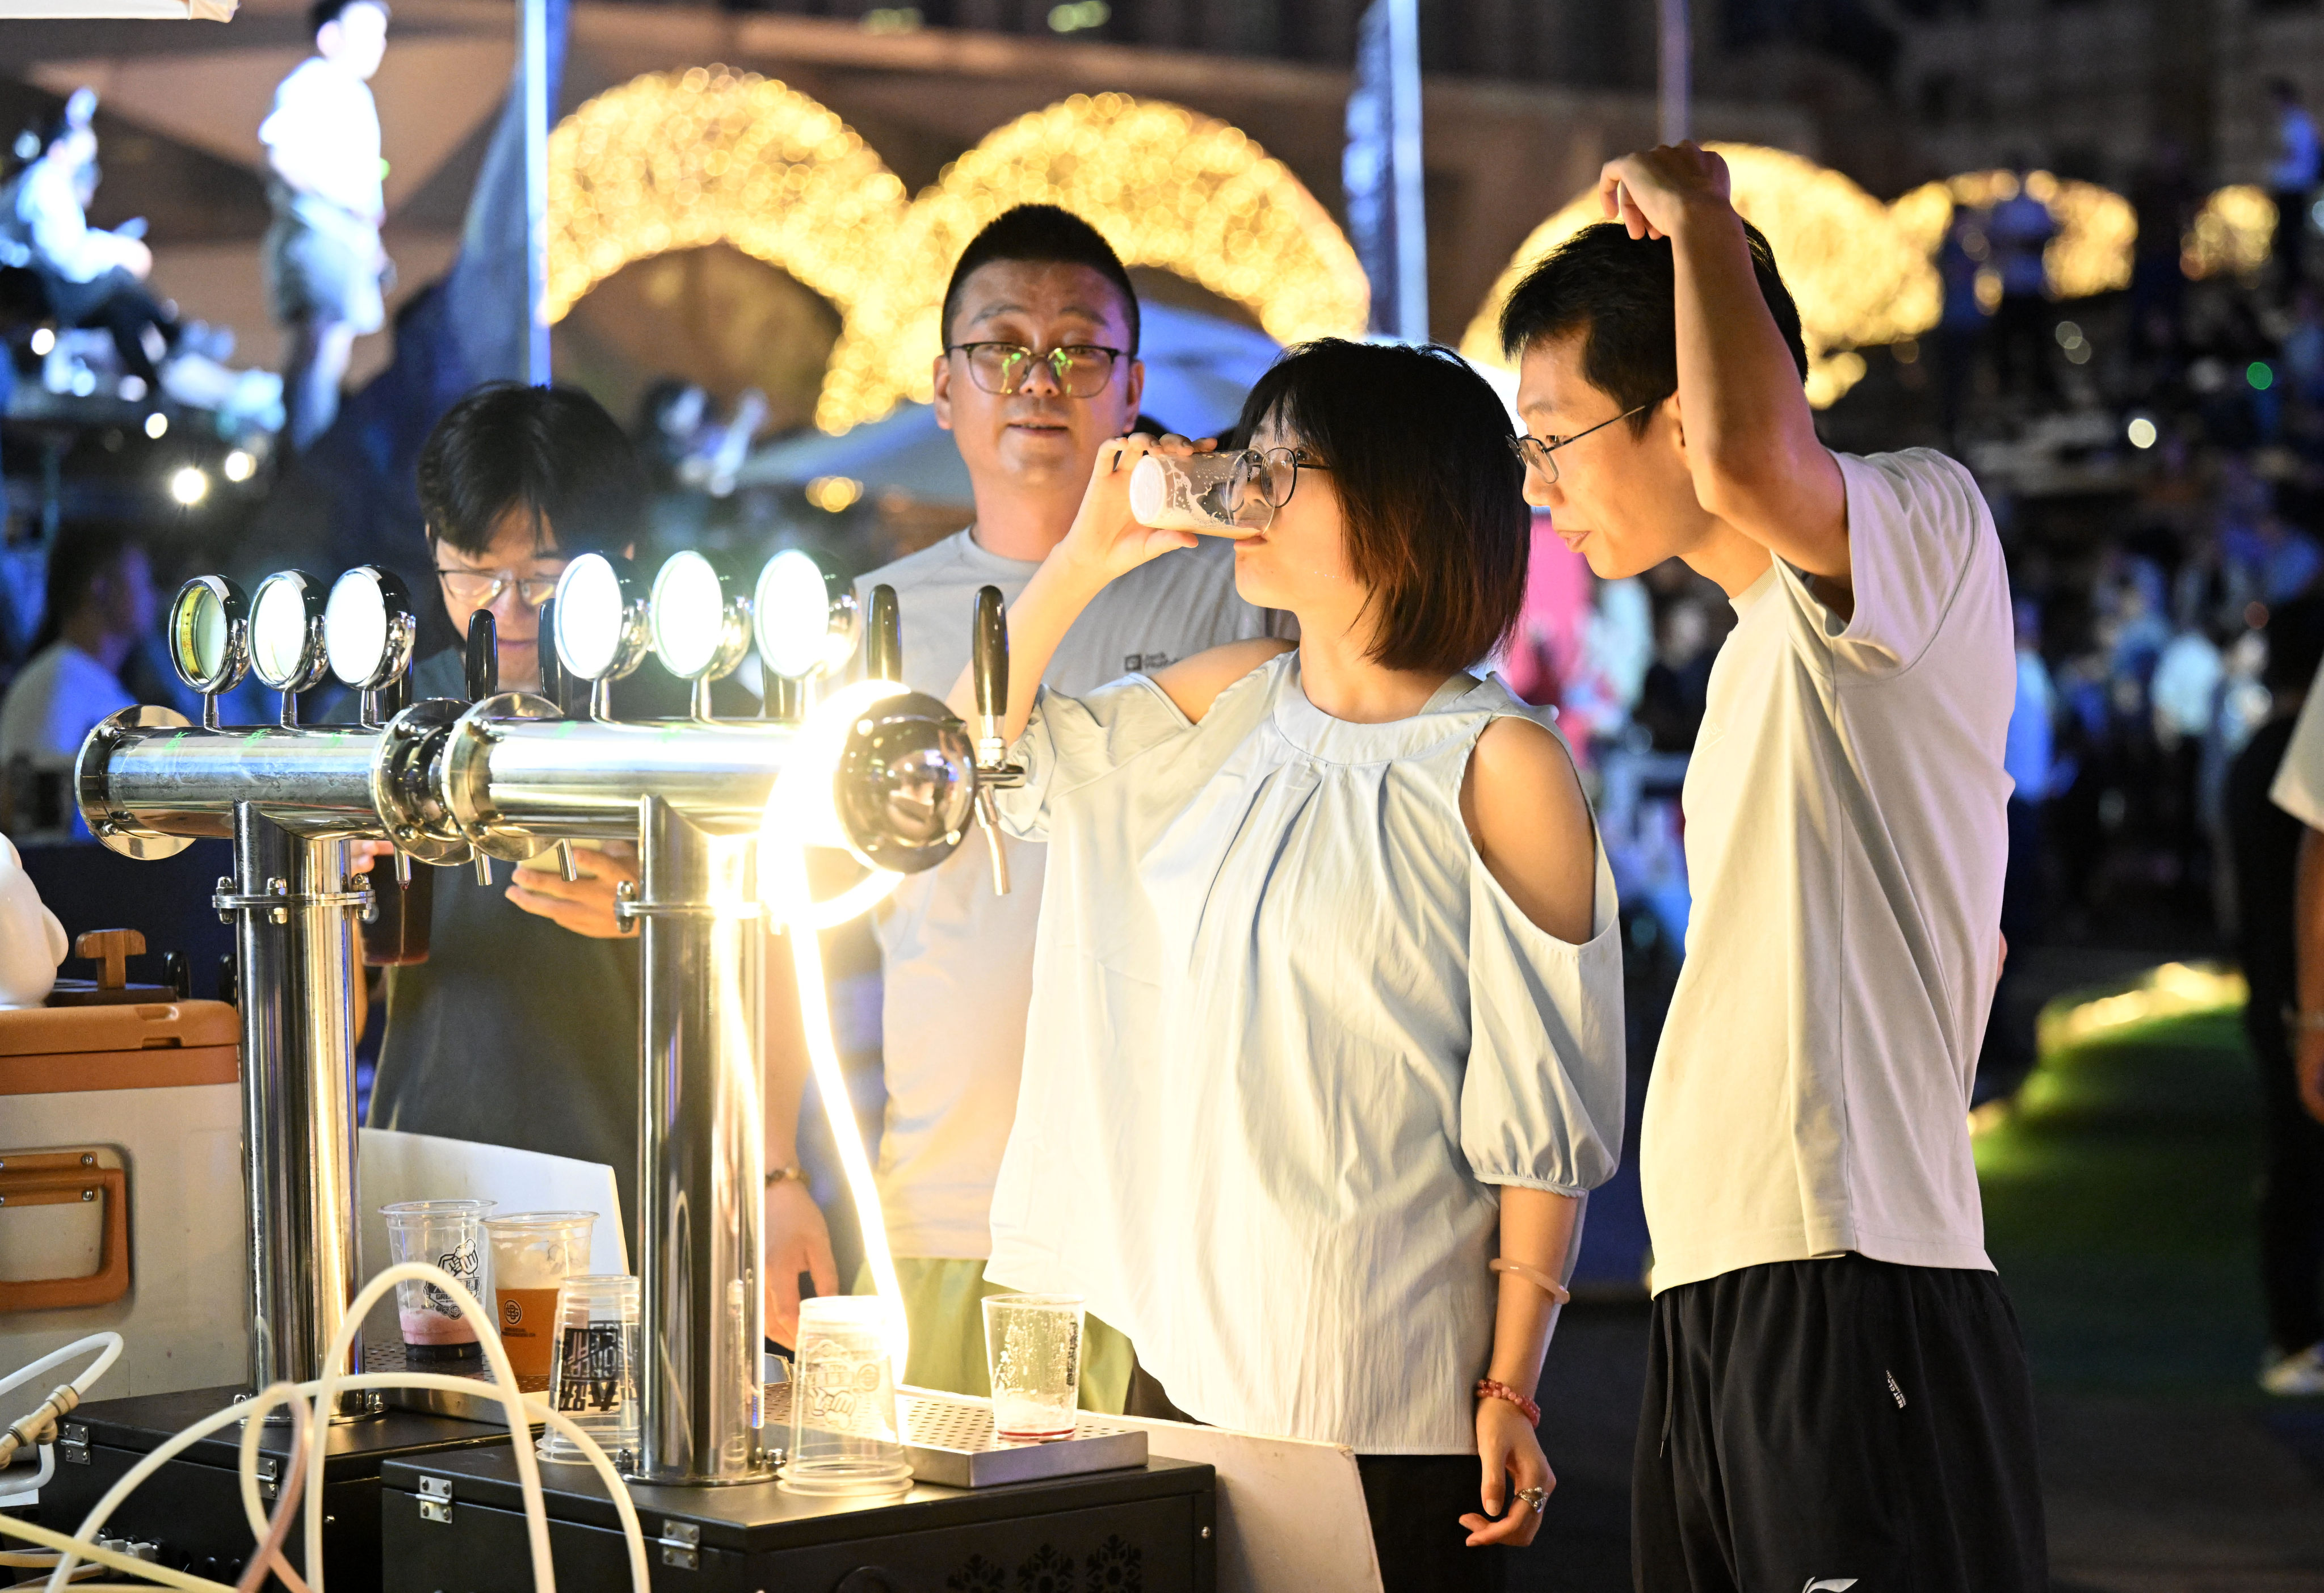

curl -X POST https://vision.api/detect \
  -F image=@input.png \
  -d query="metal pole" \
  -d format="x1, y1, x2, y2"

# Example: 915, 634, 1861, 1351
1386, 0, 1428, 343
634, 795, 769, 1484
523, 0, 550, 385
1658, 0, 1690, 146
228, 802, 369, 1413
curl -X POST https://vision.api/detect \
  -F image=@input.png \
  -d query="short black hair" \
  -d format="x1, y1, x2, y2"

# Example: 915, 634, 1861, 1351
30, 520, 142, 655
310, 0, 386, 40
1498, 219, 1809, 435
940, 204, 1140, 356
417, 384, 648, 561
2267, 595, 2324, 695
1233, 339, 1527, 675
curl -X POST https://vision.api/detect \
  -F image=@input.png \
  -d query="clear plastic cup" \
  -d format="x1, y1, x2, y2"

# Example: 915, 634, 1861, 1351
537, 1274, 641, 1466
779, 1296, 913, 1495
983, 1293, 1083, 1440
380, 1199, 494, 1364
1128, 451, 1271, 536
484, 1212, 596, 1384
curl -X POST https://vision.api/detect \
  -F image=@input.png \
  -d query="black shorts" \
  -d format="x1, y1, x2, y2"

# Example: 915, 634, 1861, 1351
1632, 1254, 2046, 1592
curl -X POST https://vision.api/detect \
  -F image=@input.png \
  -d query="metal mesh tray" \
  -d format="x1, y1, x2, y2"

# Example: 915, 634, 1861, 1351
362, 1340, 547, 1427
766, 1380, 1149, 1489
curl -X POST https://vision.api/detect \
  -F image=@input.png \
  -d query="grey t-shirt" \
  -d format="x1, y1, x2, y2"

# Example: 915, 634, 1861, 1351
856, 528, 1285, 1258
365, 650, 645, 1246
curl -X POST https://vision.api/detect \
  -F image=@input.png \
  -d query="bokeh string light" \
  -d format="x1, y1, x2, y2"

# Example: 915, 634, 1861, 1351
1889, 168, 2137, 304
1459, 144, 1938, 408
2182, 184, 2277, 281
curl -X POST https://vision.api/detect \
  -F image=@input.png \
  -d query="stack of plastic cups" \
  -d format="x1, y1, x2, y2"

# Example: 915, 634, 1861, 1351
779, 1296, 913, 1496
537, 1274, 641, 1468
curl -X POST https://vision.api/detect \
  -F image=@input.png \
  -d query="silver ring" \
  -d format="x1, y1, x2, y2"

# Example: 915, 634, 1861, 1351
1515, 1486, 1546, 1514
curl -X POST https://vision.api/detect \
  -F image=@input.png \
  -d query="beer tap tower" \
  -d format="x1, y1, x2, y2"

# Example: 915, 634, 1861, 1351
67, 548, 989, 1483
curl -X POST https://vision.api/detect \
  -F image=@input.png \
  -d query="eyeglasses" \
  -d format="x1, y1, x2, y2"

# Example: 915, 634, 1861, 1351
947, 342, 1129, 398
435, 568, 562, 608
1508, 403, 1651, 485
1228, 446, 1331, 514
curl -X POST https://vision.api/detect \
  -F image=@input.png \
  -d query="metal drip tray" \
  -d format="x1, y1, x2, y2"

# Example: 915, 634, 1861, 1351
362, 1340, 546, 1427
765, 1380, 1148, 1489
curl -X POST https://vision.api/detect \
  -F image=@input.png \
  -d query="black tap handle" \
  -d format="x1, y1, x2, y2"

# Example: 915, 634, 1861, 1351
465, 610, 498, 701
973, 585, 1007, 732
868, 585, 902, 682
537, 598, 565, 711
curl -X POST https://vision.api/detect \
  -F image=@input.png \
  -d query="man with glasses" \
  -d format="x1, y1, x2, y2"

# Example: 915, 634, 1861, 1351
762, 205, 1288, 1405
1498, 146, 2041, 1591
362, 383, 663, 1247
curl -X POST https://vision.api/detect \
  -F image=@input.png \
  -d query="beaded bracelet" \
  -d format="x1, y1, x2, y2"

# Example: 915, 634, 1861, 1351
1474, 1377, 1540, 1427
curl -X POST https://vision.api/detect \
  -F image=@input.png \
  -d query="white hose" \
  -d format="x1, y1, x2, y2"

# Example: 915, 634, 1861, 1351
38, 1264, 648, 1593
0, 1334, 125, 1506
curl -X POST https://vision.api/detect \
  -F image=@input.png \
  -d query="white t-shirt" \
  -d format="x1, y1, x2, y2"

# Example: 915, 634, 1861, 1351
1640, 449, 2015, 1294
2267, 670, 2324, 828
855, 528, 1283, 1258
259, 57, 385, 226
0, 641, 132, 766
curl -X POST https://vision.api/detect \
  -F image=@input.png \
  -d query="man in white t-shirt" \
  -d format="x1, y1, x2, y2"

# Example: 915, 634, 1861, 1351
1498, 144, 2043, 1589
259, 0, 391, 451
761, 205, 1283, 1406
0, 524, 154, 837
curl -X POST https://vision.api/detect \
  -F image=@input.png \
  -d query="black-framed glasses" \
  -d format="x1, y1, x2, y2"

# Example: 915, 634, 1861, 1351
948, 341, 1129, 398
435, 567, 562, 608
1229, 446, 1331, 513
1508, 403, 1651, 485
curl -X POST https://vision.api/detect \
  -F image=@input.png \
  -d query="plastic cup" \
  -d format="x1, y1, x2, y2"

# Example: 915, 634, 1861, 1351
484, 1212, 596, 1383
537, 1274, 641, 1466
1127, 451, 1271, 536
380, 1199, 494, 1364
982, 1293, 1083, 1440
779, 1296, 912, 1496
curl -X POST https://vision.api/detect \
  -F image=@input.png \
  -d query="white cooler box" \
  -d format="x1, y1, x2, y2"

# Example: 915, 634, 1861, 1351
0, 1000, 249, 1396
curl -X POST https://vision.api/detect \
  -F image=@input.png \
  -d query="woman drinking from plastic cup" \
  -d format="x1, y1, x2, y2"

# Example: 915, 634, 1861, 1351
959, 339, 1623, 1591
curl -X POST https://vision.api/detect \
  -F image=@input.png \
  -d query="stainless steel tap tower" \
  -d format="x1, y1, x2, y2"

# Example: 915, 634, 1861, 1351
74, 551, 989, 1485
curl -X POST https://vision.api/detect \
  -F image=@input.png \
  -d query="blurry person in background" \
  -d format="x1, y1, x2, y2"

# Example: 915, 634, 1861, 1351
1935, 204, 1989, 449
0, 522, 153, 770
14, 91, 179, 393
2229, 595, 2324, 1394
1988, 163, 2058, 402
261, 0, 391, 451
2269, 79, 2320, 293
2128, 138, 2199, 362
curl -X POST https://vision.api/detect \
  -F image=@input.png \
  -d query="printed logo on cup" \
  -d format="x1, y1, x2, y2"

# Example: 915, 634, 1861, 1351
503, 1297, 522, 1327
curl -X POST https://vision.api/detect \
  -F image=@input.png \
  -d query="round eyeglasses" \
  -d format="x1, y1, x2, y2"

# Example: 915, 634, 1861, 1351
435, 566, 562, 608
1507, 403, 1651, 485
1226, 446, 1330, 514
948, 342, 1129, 399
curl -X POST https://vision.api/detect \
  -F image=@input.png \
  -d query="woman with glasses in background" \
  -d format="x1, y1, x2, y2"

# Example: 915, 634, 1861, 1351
961, 339, 1625, 1591
359, 383, 665, 1252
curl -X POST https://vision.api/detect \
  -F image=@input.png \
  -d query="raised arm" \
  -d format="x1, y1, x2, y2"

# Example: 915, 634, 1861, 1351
944, 434, 1199, 735
1599, 143, 1849, 585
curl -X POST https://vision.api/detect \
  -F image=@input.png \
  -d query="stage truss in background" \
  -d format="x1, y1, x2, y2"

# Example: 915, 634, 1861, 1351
544, 66, 909, 333
1459, 144, 1939, 409
816, 93, 1371, 432
1889, 168, 2138, 305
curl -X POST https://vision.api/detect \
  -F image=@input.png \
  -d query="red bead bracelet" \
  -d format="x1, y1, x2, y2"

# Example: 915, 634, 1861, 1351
1474, 1377, 1540, 1427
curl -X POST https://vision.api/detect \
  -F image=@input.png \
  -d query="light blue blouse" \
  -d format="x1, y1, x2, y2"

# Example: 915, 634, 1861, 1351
983, 652, 1625, 1453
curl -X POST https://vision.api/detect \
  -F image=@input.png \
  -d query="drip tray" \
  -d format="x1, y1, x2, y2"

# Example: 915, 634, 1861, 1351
362, 1340, 546, 1427
768, 1380, 1149, 1489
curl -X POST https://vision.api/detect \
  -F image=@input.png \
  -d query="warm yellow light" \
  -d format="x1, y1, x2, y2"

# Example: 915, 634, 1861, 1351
168, 466, 208, 506
805, 475, 863, 513
223, 449, 257, 482
1890, 170, 2136, 302
1459, 144, 1935, 408
2184, 185, 2276, 281
544, 68, 909, 329
818, 92, 1369, 432
763, 678, 917, 1373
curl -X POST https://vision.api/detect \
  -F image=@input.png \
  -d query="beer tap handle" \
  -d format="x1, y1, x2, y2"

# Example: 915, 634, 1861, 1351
465, 610, 498, 702
968, 585, 1021, 897
867, 585, 902, 683
537, 599, 565, 713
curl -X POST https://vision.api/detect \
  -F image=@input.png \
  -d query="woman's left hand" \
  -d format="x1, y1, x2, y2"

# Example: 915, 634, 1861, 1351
1461, 1395, 1554, 1547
